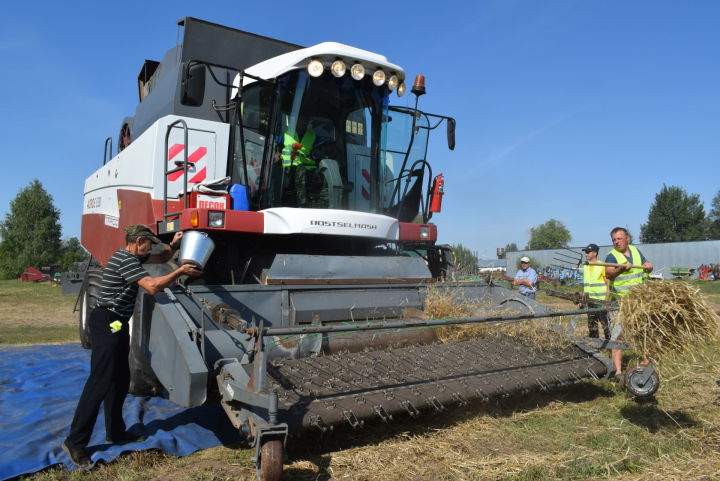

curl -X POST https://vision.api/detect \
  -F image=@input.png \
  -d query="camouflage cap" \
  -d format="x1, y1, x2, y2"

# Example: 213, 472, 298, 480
125, 224, 162, 244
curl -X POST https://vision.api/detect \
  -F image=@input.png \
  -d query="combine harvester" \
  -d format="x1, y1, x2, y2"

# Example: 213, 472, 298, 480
79, 18, 624, 480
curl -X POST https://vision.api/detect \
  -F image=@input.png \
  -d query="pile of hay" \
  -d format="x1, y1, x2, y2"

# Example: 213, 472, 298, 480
424, 286, 569, 351
423, 285, 490, 342
619, 280, 720, 361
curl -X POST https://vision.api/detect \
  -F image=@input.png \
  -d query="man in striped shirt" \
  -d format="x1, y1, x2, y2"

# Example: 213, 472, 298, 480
63, 225, 201, 468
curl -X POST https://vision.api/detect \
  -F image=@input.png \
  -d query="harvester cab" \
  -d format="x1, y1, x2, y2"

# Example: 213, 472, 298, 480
79, 18, 622, 481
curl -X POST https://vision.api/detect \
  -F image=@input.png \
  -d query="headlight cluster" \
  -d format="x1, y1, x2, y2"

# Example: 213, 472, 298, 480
208, 211, 225, 228
307, 59, 405, 96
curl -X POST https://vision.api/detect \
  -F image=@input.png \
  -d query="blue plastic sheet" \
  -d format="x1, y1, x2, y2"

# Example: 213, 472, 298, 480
0, 344, 241, 480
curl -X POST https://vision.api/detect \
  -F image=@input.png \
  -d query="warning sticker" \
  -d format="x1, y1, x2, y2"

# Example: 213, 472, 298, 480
104, 215, 119, 228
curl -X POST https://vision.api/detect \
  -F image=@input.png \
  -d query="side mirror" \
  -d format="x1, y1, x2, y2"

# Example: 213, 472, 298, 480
446, 118, 456, 150
181, 63, 206, 106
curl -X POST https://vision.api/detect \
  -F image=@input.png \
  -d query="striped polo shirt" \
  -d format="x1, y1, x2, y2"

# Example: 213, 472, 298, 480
97, 249, 150, 318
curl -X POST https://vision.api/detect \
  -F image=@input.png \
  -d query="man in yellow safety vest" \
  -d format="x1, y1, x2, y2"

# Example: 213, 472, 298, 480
580, 243, 610, 339
278, 116, 328, 207
604, 227, 653, 381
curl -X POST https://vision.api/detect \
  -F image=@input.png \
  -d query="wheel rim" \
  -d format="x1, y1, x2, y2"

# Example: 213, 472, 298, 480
625, 366, 660, 397
260, 438, 283, 481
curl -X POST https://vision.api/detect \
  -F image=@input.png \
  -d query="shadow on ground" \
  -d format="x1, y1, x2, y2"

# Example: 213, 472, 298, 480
620, 400, 698, 434
284, 381, 615, 475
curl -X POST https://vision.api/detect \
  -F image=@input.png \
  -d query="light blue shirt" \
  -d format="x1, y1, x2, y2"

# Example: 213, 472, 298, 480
514, 267, 538, 294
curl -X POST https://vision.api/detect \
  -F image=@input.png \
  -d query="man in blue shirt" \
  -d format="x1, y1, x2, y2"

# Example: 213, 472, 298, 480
513, 256, 538, 299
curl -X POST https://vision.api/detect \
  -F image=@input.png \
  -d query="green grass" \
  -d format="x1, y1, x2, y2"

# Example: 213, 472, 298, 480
0, 279, 78, 309
0, 279, 78, 345
0, 325, 79, 345
689, 279, 720, 304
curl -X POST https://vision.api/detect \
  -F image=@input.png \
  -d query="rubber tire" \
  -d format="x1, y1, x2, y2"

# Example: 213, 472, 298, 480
128, 263, 171, 397
260, 439, 284, 481
127, 296, 163, 397
78, 267, 103, 349
624, 366, 660, 397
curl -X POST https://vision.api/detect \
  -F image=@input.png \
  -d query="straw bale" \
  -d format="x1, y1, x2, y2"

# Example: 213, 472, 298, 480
619, 281, 720, 361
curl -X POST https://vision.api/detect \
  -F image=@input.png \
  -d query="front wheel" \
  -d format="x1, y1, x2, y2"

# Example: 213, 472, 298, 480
78, 267, 103, 349
259, 438, 284, 481
624, 365, 660, 397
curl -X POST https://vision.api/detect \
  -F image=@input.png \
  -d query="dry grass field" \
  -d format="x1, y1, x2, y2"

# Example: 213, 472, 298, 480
3, 279, 720, 481
0, 280, 76, 345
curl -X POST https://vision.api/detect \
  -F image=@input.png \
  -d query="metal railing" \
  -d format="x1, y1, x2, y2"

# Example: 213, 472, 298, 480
103, 137, 113, 165
163, 119, 191, 219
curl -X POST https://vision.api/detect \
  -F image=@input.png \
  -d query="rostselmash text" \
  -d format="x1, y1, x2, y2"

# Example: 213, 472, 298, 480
310, 220, 378, 230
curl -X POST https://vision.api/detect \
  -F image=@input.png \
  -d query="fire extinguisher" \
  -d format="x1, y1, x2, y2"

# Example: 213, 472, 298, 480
429, 173, 444, 213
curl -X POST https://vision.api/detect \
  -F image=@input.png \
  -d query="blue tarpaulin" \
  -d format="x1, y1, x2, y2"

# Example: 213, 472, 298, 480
0, 344, 241, 480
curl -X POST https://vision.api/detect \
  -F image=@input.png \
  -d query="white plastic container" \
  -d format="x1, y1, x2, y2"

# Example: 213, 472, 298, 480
178, 231, 215, 269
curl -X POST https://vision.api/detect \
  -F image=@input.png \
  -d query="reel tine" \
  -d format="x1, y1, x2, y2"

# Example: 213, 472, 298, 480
555, 252, 580, 262
552, 258, 575, 268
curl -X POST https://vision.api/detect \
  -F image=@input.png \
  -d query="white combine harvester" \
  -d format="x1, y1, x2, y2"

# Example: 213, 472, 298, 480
78, 18, 624, 480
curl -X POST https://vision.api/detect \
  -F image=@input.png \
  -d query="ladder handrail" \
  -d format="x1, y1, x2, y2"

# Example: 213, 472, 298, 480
164, 119, 189, 219
103, 137, 113, 166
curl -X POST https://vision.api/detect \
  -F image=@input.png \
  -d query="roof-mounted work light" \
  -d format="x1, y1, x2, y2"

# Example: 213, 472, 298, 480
350, 63, 365, 80
331, 60, 346, 77
307, 60, 324, 77
387, 75, 399, 91
372, 70, 386, 86
397, 82, 406, 97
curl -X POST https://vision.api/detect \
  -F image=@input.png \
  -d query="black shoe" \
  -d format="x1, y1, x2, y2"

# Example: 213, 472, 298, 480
62, 441, 92, 468
105, 432, 147, 445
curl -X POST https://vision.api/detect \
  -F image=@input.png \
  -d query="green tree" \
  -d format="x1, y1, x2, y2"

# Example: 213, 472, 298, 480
450, 243, 478, 274
639, 185, 709, 243
59, 237, 89, 269
709, 190, 720, 240
0, 180, 62, 278
505, 242, 518, 252
525, 219, 572, 250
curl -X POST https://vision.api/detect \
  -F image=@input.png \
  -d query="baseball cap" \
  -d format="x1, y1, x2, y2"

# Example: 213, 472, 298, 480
125, 225, 162, 244
520, 256, 531, 263
582, 243, 599, 253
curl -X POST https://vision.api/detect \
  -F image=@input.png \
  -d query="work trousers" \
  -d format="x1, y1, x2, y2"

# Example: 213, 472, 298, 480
586, 309, 611, 339
65, 308, 130, 449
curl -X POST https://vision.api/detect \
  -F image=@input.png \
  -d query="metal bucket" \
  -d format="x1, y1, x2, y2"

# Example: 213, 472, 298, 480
178, 231, 215, 268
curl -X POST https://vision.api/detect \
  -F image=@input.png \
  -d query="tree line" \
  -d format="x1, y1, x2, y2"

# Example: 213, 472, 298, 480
459, 185, 720, 273
0, 180, 88, 279
499, 185, 720, 253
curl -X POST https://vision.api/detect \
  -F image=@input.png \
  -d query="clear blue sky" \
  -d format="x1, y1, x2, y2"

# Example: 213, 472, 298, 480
2, 0, 718, 259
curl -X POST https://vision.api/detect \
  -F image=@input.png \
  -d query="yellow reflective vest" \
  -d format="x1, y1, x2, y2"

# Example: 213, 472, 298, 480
281, 127, 317, 169
608, 244, 646, 298
582, 263, 608, 301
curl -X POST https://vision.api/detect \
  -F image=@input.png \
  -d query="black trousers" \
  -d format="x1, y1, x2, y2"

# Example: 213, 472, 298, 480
65, 308, 130, 449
